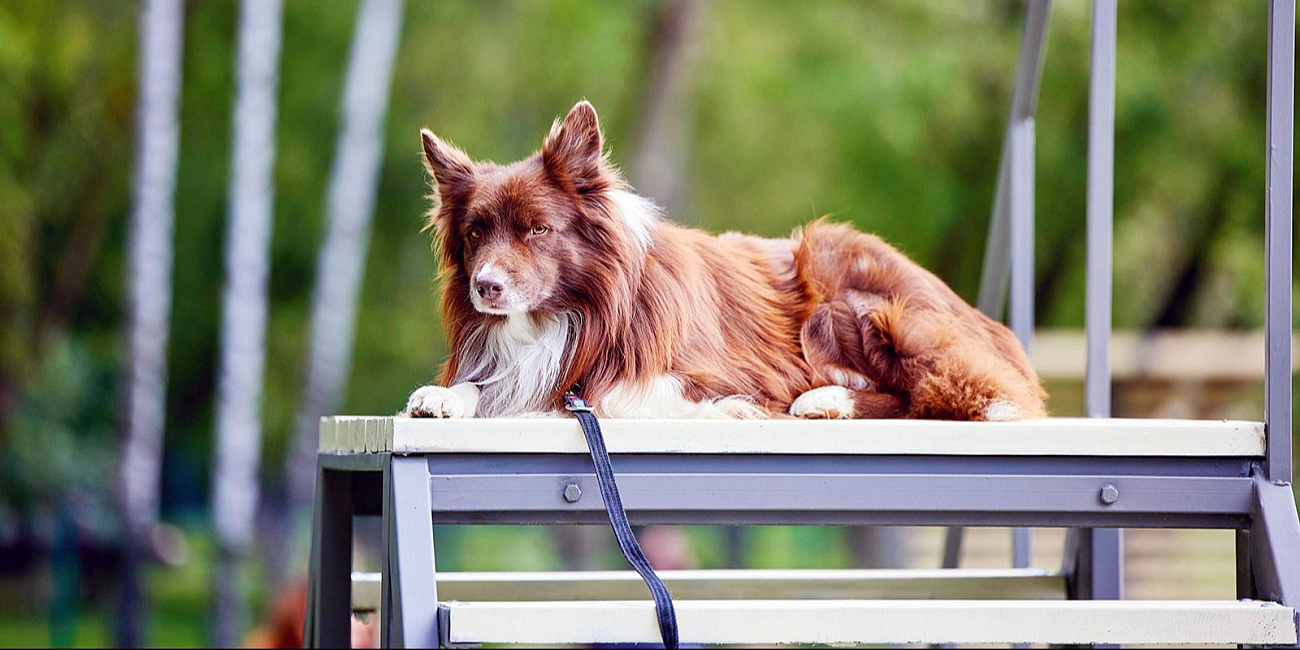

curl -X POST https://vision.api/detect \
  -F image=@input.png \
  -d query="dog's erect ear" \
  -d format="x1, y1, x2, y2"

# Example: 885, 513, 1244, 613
421, 129, 476, 198
542, 101, 607, 193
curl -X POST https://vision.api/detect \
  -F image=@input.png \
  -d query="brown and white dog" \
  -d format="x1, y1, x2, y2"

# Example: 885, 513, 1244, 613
402, 101, 1045, 421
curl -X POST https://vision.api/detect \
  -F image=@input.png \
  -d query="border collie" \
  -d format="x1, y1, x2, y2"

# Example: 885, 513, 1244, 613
402, 101, 1045, 421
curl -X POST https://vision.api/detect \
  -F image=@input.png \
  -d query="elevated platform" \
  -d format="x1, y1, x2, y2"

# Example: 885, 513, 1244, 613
309, 415, 1300, 647
320, 415, 1266, 456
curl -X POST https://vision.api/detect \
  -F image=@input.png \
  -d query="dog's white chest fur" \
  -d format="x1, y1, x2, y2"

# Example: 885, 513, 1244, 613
454, 313, 574, 417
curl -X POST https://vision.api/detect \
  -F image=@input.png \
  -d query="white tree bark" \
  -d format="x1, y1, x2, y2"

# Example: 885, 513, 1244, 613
211, 0, 283, 644
214, 0, 283, 559
286, 0, 405, 519
118, 0, 185, 645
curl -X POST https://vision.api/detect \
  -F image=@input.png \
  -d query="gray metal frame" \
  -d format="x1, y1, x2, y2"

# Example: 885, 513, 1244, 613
1077, 0, 1123, 602
307, 448, 1300, 646
963, 0, 1052, 571
304, 0, 1300, 646
1266, 0, 1295, 485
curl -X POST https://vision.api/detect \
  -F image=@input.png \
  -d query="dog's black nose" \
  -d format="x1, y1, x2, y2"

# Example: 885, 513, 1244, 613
476, 278, 505, 300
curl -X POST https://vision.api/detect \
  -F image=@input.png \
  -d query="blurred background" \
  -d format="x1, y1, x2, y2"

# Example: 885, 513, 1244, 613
1, 0, 1296, 647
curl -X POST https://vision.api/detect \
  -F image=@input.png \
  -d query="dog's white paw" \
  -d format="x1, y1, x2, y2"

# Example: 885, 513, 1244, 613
983, 399, 1022, 422
402, 385, 470, 418
789, 386, 855, 419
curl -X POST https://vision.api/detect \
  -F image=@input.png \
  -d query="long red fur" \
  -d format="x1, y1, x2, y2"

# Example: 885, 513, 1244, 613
420, 102, 1046, 420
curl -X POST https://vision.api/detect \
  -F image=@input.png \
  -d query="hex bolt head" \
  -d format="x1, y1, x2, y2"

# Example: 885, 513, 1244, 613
1099, 484, 1120, 505
563, 483, 582, 503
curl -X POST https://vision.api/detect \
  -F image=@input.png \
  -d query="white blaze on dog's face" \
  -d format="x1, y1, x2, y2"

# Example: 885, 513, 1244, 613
420, 101, 656, 316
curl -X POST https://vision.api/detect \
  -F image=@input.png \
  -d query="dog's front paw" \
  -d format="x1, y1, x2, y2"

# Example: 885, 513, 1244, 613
402, 385, 471, 418
789, 386, 855, 419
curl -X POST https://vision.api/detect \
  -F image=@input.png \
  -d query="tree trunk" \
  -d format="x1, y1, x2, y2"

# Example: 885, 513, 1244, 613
629, 0, 704, 220
210, 0, 284, 646
280, 0, 405, 575
117, 0, 185, 645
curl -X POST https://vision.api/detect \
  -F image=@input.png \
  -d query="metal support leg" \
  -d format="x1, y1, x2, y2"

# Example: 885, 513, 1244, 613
1088, 529, 1123, 600
380, 461, 394, 648
941, 527, 963, 569
385, 455, 439, 648
1007, 119, 1035, 354
1265, 0, 1295, 485
1084, 3, 1116, 421
1011, 529, 1031, 568
1236, 529, 1255, 600
1079, 0, 1124, 603
1064, 528, 1122, 601
308, 466, 354, 647
1008, 118, 1035, 569
1250, 479, 1300, 608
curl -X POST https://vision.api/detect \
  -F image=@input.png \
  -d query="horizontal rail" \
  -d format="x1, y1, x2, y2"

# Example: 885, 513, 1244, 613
350, 568, 1066, 611
320, 416, 1265, 457
416, 469, 1253, 528
1034, 329, 1300, 381
438, 599, 1298, 646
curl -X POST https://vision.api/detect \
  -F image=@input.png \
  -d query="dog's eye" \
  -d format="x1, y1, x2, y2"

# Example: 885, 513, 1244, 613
531, 224, 550, 235
467, 227, 483, 241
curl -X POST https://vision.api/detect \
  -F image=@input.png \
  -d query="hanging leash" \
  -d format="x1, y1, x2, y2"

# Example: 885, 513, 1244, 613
563, 391, 679, 649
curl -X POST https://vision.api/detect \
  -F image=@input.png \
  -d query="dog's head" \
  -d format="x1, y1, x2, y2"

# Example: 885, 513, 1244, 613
420, 101, 656, 316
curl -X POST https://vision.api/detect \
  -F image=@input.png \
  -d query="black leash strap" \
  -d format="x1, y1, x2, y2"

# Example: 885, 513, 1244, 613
564, 392, 679, 649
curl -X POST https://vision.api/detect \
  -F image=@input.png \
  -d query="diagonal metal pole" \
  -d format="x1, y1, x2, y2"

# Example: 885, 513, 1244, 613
947, 0, 1051, 570
976, 0, 1053, 319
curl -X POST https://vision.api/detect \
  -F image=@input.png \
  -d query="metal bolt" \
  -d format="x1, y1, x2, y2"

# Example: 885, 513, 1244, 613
1099, 484, 1119, 505
563, 483, 582, 503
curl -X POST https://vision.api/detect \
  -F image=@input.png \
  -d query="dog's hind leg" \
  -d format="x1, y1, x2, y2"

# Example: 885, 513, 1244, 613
854, 296, 1044, 421
800, 295, 1043, 421
788, 385, 907, 419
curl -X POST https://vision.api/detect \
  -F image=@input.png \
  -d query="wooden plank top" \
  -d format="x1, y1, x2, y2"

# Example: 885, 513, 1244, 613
319, 416, 1265, 457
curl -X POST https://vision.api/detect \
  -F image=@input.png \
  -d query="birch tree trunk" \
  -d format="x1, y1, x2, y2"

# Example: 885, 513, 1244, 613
117, 0, 185, 645
284, 0, 405, 537
210, 0, 284, 645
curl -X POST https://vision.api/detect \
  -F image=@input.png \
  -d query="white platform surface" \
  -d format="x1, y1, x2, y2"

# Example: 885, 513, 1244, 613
320, 416, 1266, 456
349, 568, 1067, 610
439, 599, 1298, 646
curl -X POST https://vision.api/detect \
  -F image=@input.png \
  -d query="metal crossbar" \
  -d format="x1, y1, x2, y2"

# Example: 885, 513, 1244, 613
304, 1, 1299, 647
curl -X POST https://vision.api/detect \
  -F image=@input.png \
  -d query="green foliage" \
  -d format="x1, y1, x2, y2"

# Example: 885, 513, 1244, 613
2, 0, 1287, 496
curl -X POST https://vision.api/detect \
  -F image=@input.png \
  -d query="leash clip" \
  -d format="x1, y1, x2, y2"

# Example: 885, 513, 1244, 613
563, 391, 593, 413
